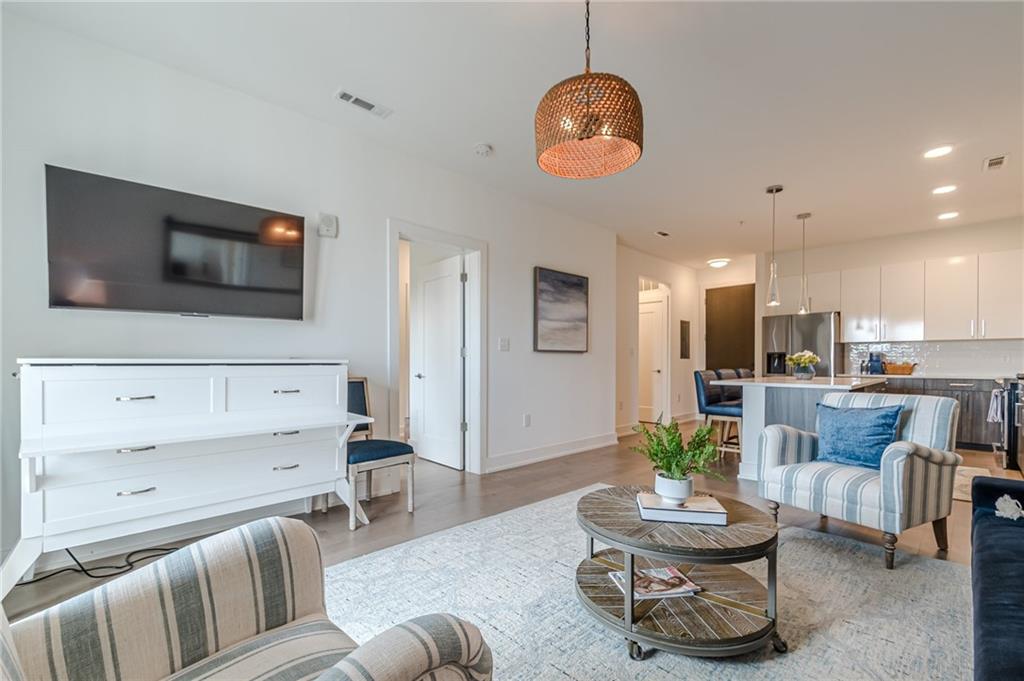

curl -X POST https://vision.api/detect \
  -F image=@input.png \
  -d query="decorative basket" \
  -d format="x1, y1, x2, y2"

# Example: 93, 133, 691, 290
884, 362, 917, 375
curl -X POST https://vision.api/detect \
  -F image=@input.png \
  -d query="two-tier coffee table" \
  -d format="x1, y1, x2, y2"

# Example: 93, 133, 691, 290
575, 485, 787, 660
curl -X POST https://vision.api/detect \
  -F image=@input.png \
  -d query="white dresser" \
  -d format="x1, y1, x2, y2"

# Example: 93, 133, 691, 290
2, 358, 368, 594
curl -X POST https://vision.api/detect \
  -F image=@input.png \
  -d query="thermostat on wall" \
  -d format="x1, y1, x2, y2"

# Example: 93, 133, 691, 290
317, 213, 339, 238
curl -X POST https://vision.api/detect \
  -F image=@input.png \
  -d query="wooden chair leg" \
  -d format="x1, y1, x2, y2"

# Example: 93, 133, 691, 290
407, 460, 415, 513
767, 500, 779, 523
366, 470, 373, 501
932, 517, 948, 551
883, 532, 897, 569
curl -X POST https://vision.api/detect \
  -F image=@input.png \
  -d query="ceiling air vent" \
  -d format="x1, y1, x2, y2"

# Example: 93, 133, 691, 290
983, 154, 1007, 172
335, 90, 393, 119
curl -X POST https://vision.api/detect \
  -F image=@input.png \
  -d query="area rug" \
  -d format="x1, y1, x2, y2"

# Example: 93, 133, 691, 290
954, 466, 992, 502
323, 485, 972, 680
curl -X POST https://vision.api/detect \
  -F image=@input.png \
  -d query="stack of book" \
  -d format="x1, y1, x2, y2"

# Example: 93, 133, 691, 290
609, 566, 701, 600
636, 492, 728, 526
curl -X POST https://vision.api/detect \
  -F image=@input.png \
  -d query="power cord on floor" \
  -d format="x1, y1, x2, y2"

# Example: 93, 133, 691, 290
14, 546, 178, 587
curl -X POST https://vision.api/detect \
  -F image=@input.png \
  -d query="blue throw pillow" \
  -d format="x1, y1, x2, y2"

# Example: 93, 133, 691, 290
816, 403, 905, 470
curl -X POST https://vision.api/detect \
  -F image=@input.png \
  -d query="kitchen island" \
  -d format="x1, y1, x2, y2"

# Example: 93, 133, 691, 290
710, 376, 887, 481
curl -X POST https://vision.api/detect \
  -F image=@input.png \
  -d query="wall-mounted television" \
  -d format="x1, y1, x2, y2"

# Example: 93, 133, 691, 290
45, 165, 305, 320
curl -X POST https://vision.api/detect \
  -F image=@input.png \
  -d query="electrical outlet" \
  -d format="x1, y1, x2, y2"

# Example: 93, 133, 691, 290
618, 401, 623, 411
523, 413, 531, 427
499, 337, 510, 352
677, 393, 681, 403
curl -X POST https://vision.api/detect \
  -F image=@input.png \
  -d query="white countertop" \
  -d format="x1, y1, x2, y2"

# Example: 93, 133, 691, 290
17, 357, 348, 365
837, 372, 1014, 381
711, 376, 887, 391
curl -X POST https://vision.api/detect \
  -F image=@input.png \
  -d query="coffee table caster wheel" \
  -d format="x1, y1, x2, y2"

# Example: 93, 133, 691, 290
627, 640, 650, 661
772, 634, 788, 654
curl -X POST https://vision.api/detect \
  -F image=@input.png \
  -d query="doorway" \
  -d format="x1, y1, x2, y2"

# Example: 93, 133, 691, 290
705, 284, 755, 370
389, 218, 487, 475
638, 278, 671, 424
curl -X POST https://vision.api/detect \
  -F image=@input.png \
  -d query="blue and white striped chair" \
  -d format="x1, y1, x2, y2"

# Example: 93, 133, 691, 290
758, 392, 962, 569
2, 517, 491, 681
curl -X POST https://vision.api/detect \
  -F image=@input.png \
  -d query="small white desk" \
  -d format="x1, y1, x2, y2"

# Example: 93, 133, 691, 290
710, 376, 887, 481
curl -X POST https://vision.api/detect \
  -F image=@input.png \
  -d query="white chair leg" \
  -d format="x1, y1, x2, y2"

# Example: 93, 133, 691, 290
366, 470, 373, 500
407, 460, 415, 513
348, 473, 357, 531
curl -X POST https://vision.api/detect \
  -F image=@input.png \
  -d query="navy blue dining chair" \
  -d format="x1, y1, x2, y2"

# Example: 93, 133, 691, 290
693, 370, 743, 460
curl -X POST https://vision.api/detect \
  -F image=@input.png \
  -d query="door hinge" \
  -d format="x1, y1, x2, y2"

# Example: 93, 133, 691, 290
461, 347, 467, 358
460, 272, 468, 283
460, 421, 468, 433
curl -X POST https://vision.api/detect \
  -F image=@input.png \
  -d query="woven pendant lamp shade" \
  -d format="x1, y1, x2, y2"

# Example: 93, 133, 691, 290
535, 72, 643, 179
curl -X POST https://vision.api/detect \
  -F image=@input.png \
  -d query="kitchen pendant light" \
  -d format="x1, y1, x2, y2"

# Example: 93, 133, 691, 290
796, 212, 811, 314
535, 0, 643, 179
765, 185, 784, 307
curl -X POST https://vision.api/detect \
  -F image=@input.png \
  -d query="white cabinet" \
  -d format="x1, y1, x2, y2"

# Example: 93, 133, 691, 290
925, 255, 979, 340
841, 266, 881, 342
880, 261, 925, 341
807, 271, 841, 313
979, 250, 1024, 339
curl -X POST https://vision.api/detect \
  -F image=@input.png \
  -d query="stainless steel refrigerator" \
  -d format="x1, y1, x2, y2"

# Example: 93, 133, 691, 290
762, 312, 843, 377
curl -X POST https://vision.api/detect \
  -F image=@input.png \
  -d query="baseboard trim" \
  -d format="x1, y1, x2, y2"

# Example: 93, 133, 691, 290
673, 411, 700, 424
615, 422, 638, 437
738, 461, 760, 481
486, 432, 619, 473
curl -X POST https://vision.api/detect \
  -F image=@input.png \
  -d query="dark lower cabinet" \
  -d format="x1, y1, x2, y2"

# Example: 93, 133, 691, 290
882, 377, 1000, 451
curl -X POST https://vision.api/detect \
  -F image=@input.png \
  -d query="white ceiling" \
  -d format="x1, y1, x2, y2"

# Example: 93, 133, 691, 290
9, 2, 1023, 268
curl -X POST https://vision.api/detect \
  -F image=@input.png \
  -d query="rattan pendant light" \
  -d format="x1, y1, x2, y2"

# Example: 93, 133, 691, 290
535, 0, 643, 179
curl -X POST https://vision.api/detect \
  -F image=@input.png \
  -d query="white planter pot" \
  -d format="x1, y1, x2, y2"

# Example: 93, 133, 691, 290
654, 473, 693, 503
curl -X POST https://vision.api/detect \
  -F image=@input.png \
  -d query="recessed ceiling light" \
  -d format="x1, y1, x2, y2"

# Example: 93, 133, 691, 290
938, 211, 960, 220
923, 145, 953, 159
932, 185, 957, 195
706, 258, 731, 268
655, 231, 670, 237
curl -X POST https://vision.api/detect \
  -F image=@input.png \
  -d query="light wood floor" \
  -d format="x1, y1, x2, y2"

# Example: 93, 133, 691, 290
4, 424, 1014, 621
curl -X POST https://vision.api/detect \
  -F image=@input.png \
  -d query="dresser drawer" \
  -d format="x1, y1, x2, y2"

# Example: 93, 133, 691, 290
42, 376, 213, 426
226, 372, 340, 413
44, 439, 338, 530
41, 427, 337, 488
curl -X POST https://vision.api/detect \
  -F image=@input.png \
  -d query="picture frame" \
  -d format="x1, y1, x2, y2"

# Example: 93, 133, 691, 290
533, 266, 589, 353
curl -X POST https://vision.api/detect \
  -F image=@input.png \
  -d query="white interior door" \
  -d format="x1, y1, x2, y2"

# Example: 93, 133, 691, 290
638, 295, 667, 423
410, 254, 464, 469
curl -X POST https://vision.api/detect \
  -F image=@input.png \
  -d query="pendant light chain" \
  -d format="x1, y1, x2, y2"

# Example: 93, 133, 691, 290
584, 0, 591, 73
801, 214, 806, 276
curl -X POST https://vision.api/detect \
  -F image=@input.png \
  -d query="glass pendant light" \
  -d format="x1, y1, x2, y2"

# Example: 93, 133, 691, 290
765, 185, 783, 307
797, 212, 811, 314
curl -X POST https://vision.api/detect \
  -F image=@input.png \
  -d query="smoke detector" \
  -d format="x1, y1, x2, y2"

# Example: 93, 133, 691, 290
335, 89, 392, 119
983, 154, 1008, 172
474, 143, 494, 158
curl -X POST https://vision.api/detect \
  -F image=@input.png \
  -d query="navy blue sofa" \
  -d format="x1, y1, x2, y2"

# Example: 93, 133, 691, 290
972, 476, 1024, 680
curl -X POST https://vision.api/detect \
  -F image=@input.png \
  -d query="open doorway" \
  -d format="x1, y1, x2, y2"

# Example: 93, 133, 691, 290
705, 284, 755, 370
389, 218, 487, 475
638, 277, 671, 424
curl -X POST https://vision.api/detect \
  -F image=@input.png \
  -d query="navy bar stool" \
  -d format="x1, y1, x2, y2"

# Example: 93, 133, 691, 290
694, 369, 743, 459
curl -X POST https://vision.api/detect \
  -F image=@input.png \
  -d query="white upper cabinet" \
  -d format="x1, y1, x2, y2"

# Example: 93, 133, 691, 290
841, 266, 881, 342
806, 271, 841, 313
979, 250, 1024, 339
880, 261, 925, 341
925, 255, 979, 340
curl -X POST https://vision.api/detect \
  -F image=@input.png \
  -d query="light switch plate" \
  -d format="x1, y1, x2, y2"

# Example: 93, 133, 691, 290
499, 337, 510, 352
317, 213, 339, 238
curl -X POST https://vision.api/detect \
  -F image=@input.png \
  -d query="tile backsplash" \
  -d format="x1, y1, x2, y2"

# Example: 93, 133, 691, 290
846, 340, 1024, 377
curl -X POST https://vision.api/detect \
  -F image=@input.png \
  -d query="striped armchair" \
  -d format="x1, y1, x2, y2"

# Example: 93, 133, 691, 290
1, 517, 491, 681
758, 392, 962, 569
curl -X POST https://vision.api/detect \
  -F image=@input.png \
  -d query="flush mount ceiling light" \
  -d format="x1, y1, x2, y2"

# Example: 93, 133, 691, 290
707, 258, 731, 268
535, 0, 643, 179
938, 211, 960, 220
923, 145, 953, 159
932, 185, 957, 194
796, 212, 811, 315
765, 185, 783, 307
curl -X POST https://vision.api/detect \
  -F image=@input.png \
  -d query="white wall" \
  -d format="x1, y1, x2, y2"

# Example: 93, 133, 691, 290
695, 254, 756, 371
0, 13, 618, 553
753, 217, 1024, 374
616, 245, 699, 434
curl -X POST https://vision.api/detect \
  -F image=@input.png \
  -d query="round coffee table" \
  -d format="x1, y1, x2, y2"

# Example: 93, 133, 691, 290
575, 485, 787, 660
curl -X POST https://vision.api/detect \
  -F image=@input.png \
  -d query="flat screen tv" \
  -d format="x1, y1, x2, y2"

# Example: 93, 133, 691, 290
45, 165, 305, 320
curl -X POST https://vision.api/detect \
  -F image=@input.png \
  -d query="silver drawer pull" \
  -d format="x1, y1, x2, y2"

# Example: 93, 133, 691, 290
273, 430, 300, 436
117, 445, 156, 454
274, 389, 301, 394
115, 395, 156, 402
117, 486, 156, 497
948, 383, 975, 388
273, 464, 300, 471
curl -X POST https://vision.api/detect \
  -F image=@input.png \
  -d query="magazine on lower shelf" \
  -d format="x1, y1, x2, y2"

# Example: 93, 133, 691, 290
608, 566, 702, 600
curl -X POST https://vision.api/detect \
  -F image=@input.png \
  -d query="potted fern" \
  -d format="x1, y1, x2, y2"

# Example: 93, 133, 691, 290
631, 420, 723, 502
